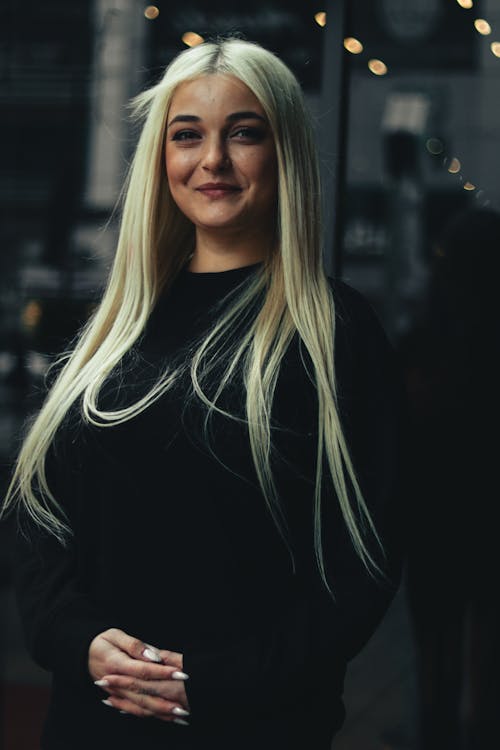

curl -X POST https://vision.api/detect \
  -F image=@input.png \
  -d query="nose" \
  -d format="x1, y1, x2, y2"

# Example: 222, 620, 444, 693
201, 135, 231, 173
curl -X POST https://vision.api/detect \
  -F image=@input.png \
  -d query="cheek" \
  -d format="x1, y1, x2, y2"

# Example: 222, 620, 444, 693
246, 149, 277, 185
165, 159, 180, 189
165, 148, 193, 188
253, 156, 278, 201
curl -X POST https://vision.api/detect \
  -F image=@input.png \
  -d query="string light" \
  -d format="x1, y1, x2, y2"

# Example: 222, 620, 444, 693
344, 37, 363, 54
368, 59, 388, 76
182, 32, 204, 47
490, 41, 500, 57
456, 0, 473, 8
314, 12, 326, 27
474, 19, 492, 35
144, 5, 159, 19
430, 145, 491, 207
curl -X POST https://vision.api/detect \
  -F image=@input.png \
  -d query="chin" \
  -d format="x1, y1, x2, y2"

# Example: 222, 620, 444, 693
195, 215, 247, 231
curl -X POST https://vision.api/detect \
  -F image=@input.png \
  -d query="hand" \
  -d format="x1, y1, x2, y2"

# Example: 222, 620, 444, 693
89, 628, 190, 721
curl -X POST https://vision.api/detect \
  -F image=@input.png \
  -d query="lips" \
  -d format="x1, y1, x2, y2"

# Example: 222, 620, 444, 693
196, 183, 242, 198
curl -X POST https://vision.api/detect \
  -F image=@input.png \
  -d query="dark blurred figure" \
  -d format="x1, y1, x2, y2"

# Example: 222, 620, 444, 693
401, 208, 500, 750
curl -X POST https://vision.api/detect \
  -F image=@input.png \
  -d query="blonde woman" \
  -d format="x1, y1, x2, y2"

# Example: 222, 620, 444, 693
4, 38, 407, 749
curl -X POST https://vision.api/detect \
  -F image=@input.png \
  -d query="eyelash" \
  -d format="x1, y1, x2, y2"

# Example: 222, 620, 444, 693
171, 131, 199, 141
231, 127, 264, 140
171, 127, 264, 142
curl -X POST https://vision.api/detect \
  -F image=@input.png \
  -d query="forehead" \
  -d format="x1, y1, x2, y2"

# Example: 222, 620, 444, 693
168, 74, 265, 117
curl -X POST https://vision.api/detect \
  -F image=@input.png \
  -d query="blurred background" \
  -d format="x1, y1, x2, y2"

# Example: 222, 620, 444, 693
1, 1, 499, 748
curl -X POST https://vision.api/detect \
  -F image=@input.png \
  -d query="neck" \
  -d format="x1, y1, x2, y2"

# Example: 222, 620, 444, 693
188, 225, 274, 273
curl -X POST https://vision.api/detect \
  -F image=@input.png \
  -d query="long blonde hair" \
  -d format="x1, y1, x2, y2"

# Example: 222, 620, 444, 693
3, 39, 386, 595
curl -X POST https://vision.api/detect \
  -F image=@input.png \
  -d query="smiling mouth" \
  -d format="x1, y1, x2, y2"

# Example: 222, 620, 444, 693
196, 185, 242, 198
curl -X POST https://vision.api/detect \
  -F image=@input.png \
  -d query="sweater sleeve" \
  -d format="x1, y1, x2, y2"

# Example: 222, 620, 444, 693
13, 421, 116, 688
182, 279, 409, 720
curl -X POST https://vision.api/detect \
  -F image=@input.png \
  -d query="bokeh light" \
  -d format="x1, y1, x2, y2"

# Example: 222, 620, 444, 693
314, 12, 327, 28
344, 37, 363, 54
463, 182, 476, 190
456, 0, 473, 8
474, 19, 492, 35
426, 138, 444, 155
448, 157, 461, 174
490, 41, 500, 57
182, 32, 204, 47
368, 59, 388, 76
22, 301, 42, 330
144, 5, 159, 20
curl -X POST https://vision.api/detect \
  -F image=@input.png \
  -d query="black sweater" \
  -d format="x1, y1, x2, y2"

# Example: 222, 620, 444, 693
14, 262, 408, 750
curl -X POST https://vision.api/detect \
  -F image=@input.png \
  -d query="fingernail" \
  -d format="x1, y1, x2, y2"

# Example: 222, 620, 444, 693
94, 679, 109, 687
119, 710, 129, 715
173, 718, 189, 726
142, 647, 162, 663
172, 670, 189, 681
102, 699, 114, 707
172, 707, 190, 716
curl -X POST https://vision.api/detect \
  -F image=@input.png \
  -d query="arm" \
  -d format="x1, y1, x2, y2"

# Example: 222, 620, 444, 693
14, 526, 117, 688
14, 417, 190, 718
181, 279, 409, 720
13, 423, 116, 688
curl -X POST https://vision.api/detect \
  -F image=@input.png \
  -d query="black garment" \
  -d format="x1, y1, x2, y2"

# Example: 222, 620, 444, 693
14, 262, 408, 749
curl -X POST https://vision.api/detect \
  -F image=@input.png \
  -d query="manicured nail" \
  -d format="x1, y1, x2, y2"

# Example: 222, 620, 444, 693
145, 643, 162, 659
94, 679, 109, 687
173, 718, 189, 726
102, 699, 114, 707
142, 647, 162, 663
172, 707, 190, 716
172, 671, 189, 681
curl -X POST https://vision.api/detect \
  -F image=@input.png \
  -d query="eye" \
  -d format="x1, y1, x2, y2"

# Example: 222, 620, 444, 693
171, 130, 201, 141
230, 127, 265, 141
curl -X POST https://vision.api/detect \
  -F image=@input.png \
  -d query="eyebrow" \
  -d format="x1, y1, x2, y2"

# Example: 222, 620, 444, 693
167, 111, 267, 128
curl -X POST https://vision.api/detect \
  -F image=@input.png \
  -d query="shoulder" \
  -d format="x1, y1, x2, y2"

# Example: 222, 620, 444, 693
327, 277, 383, 330
326, 276, 392, 353
325, 277, 403, 396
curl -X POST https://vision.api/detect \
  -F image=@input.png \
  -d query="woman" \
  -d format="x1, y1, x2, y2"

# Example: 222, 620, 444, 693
4, 38, 407, 749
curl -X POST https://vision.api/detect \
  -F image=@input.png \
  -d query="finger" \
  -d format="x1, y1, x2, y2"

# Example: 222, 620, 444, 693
103, 629, 162, 663
97, 675, 185, 704
98, 660, 181, 682
104, 694, 190, 725
157, 649, 183, 669
115, 689, 182, 719
102, 694, 154, 719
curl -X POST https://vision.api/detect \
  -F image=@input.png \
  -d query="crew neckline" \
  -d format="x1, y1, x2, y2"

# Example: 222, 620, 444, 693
182, 260, 264, 277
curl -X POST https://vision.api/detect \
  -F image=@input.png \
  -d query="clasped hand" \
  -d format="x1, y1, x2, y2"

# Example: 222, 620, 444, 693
88, 628, 190, 722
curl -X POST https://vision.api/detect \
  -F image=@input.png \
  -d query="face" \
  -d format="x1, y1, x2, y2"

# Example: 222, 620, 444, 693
165, 75, 278, 238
